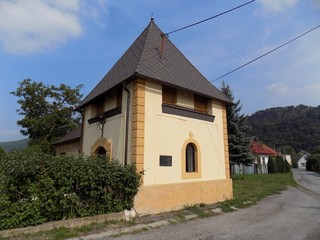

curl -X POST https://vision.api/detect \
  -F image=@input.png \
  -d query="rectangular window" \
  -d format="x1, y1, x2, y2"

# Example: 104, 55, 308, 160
194, 95, 207, 113
162, 86, 176, 104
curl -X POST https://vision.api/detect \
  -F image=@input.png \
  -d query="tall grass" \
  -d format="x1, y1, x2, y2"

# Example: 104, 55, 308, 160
219, 172, 297, 212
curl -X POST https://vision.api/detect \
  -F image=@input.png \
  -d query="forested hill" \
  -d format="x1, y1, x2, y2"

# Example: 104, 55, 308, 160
247, 105, 320, 152
0, 139, 28, 152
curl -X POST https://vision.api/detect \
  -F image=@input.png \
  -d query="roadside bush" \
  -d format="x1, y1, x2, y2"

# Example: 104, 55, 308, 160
267, 156, 291, 174
283, 159, 291, 173
0, 147, 142, 230
267, 156, 277, 173
275, 156, 285, 173
306, 154, 320, 172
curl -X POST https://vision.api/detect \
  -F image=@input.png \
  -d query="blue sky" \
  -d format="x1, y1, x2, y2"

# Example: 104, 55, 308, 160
1, 0, 320, 141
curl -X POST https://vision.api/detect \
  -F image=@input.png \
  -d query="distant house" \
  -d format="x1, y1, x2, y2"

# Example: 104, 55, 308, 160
250, 141, 277, 165
54, 126, 81, 157
297, 152, 309, 169
282, 154, 292, 165
55, 19, 233, 214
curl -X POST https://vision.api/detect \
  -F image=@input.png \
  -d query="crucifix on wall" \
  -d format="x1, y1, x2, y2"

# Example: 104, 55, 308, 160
100, 119, 105, 137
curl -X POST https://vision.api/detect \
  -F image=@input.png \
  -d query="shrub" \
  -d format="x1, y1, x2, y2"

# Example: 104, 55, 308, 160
283, 159, 291, 173
0, 147, 142, 230
267, 156, 276, 173
275, 156, 285, 173
267, 156, 291, 174
306, 154, 320, 172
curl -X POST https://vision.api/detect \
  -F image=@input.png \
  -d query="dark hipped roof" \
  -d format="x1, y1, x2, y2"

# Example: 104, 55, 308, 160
54, 126, 81, 145
79, 19, 232, 108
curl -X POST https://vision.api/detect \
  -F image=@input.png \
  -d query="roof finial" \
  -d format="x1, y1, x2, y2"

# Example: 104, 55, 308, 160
151, 12, 154, 21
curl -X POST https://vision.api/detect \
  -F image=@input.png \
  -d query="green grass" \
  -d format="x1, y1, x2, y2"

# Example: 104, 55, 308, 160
183, 204, 212, 218
219, 172, 297, 212
1, 172, 297, 239
1, 220, 119, 240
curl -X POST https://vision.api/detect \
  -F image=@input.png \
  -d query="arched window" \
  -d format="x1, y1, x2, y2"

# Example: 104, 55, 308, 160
186, 143, 196, 172
91, 138, 112, 159
181, 138, 201, 179
96, 146, 106, 156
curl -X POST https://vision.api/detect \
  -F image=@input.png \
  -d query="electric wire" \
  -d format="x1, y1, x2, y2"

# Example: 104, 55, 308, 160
211, 24, 320, 82
165, 0, 256, 36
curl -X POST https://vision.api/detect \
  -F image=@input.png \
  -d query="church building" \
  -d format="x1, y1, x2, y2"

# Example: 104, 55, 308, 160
55, 19, 233, 214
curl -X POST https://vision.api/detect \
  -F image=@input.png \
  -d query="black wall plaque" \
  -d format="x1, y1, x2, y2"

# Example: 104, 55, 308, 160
160, 155, 172, 166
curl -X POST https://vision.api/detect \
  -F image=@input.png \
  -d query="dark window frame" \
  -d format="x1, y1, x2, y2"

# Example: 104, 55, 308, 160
162, 103, 215, 122
194, 95, 208, 113
162, 86, 177, 104
88, 106, 122, 124
186, 143, 196, 172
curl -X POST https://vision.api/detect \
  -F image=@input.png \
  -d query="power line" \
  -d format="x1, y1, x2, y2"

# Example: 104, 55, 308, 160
165, 0, 256, 36
212, 24, 320, 82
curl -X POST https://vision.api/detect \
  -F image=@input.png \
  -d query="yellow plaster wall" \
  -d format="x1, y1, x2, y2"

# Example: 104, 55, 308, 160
82, 92, 126, 163
55, 141, 80, 157
131, 79, 145, 173
80, 80, 232, 214
82, 114, 125, 161
143, 82, 228, 186
134, 179, 233, 214
91, 137, 112, 158
222, 105, 231, 179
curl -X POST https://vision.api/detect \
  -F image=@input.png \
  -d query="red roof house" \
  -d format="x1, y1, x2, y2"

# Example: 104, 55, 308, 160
250, 142, 277, 156
250, 141, 277, 165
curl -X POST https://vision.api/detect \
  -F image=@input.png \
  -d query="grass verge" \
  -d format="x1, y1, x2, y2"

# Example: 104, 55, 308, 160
1, 172, 296, 239
219, 172, 297, 212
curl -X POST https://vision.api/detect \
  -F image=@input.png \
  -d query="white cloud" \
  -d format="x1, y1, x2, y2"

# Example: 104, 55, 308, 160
255, 29, 320, 109
0, 0, 82, 55
265, 82, 289, 95
258, 0, 298, 13
304, 84, 320, 93
80, 0, 109, 26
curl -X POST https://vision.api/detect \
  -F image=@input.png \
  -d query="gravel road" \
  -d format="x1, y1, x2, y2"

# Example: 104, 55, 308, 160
110, 169, 320, 240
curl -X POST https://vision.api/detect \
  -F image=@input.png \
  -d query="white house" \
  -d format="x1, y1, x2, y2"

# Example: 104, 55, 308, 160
297, 153, 309, 169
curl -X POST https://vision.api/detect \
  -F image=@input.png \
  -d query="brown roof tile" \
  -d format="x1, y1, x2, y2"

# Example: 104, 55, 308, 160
78, 19, 232, 108
54, 126, 81, 145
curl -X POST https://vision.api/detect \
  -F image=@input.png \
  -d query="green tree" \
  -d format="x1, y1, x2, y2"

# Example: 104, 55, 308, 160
312, 145, 320, 154
275, 156, 285, 173
221, 82, 254, 165
283, 159, 291, 173
306, 154, 320, 172
11, 79, 83, 151
267, 156, 276, 173
247, 105, 320, 152
276, 145, 298, 169
0, 147, 5, 156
